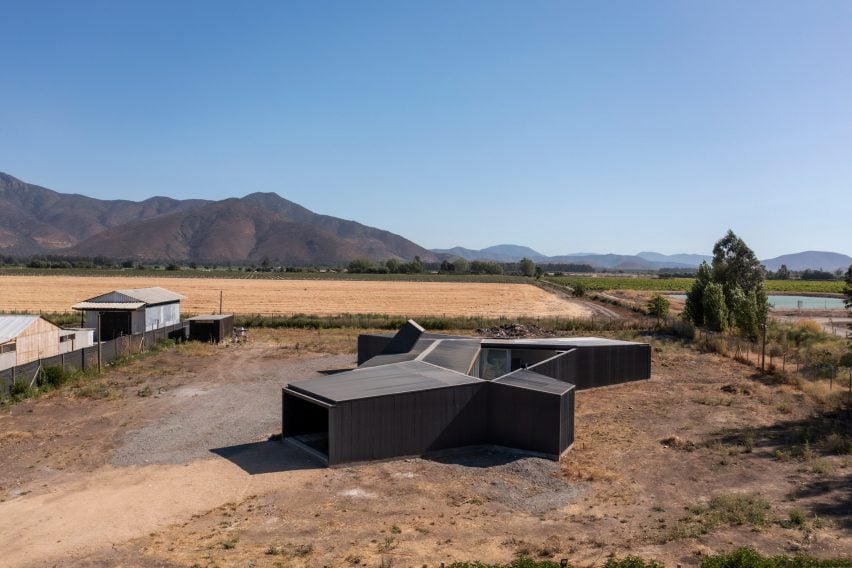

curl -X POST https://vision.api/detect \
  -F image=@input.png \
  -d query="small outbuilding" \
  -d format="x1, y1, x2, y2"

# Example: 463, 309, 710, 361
72, 287, 184, 341
188, 314, 234, 344
0, 315, 86, 371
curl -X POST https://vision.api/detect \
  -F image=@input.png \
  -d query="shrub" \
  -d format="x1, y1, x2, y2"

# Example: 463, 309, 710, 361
9, 381, 35, 400
39, 365, 70, 389
448, 559, 562, 568
700, 546, 852, 568
605, 557, 664, 568
665, 493, 770, 542
824, 432, 852, 454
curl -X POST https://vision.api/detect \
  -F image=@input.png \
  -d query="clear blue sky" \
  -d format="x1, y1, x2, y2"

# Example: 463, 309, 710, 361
2, 1, 850, 259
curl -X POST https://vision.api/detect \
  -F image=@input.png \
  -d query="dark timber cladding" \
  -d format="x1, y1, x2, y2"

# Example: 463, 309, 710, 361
285, 322, 651, 466
490, 370, 575, 456
188, 314, 234, 343
283, 361, 485, 465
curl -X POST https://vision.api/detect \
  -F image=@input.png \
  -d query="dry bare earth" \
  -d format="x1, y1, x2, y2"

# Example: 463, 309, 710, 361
0, 331, 849, 567
0, 275, 594, 318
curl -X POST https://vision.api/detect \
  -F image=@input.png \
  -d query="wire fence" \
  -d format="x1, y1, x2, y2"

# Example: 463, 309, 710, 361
0, 322, 188, 396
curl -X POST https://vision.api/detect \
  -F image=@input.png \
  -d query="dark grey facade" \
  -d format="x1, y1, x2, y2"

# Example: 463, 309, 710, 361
283, 321, 650, 466
188, 315, 234, 343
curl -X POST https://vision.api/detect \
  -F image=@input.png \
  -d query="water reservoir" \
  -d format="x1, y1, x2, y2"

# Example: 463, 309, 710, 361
668, 294, 845, 310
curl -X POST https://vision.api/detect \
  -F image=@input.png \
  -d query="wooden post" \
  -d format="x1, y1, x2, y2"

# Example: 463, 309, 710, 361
219, 290, 223, 315
761, 322, 767, 372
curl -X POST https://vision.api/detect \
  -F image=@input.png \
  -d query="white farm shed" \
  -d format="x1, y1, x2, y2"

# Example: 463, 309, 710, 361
0, 316, 89, 371
72, 287, 184, 341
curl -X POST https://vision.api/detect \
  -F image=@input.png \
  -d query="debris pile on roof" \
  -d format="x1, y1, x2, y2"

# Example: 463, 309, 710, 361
476, 322, 554, 338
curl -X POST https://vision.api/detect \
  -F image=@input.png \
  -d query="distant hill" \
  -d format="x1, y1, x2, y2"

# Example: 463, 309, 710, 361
0, 172, 436, 264
433, 245, 699, 269
432, 244, 548, 262
761, 251, 852, 273
0, 172, 206, 255
433, 243, 851, 272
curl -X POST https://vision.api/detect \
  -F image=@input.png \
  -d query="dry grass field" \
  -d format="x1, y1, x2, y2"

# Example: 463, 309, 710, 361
0, 275, 594, 318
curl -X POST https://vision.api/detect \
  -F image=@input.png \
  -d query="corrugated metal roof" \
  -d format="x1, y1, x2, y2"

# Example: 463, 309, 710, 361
71, 301, 146, 310
493, 369, 575, 395
117, 287, 184, 304
287, 360, 480, 403
76, 286, 184, 308
0, 315, 39, 344
187, 314, 233, 321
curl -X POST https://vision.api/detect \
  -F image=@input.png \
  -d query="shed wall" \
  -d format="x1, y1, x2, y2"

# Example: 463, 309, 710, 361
145, 303, 180, 331
15, 318, 62, 365
189, 316, 234, 343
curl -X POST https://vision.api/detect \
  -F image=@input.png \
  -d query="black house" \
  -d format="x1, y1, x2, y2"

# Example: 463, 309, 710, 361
282, 321, 651, 466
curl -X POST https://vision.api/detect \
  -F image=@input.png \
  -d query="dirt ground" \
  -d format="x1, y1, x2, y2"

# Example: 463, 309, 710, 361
0, 329, 849, 567
0, 275, 596, 318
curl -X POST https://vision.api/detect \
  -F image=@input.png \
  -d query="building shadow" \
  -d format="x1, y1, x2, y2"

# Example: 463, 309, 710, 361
210, 439, 323, 475
317, 368, 354, 375
424, 445, 553, 468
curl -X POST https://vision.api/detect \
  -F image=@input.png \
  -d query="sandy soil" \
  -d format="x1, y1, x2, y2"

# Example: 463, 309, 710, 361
0, 330, 849, 567
0, 275, 595, 319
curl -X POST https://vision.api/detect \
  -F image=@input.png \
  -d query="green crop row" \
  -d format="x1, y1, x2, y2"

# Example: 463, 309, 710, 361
545, 276, 845, 294
763, 280, 845, 293
544, 276, 694, 292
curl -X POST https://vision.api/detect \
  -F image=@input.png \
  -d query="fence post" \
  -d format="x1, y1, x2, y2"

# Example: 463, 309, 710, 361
97, 312, 102, 374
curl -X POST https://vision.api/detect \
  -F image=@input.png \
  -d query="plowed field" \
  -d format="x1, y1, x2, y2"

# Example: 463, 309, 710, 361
0, 275, 593, 318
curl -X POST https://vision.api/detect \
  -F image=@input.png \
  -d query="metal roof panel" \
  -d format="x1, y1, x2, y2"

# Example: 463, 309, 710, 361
116, 287, 184, 304
0, 315, 39, 344
71, 302, 146, 310
287, 360, 481, 403
420, 339, 481, 374
493, 369, 575, 395
78, 287, 183, 307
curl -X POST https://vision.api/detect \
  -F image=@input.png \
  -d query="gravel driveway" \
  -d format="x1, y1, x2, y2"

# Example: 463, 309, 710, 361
111, 354, 354, 466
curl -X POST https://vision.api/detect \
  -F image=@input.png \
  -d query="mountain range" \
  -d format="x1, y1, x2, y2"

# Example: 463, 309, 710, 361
1, 172, 849, 271
432, 246, 852, 272
0, 172, 436, 264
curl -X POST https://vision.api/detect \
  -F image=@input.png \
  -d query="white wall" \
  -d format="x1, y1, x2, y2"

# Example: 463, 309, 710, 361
145, 303, 180, 331
60, 329, 94, 352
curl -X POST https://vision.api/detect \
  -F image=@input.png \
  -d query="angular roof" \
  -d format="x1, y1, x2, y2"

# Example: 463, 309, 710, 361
286, 360, 480, 404
73, 287, 184, 310
0, 315, 39, 344
420, 339, 481, 374
493, 369, 575, 395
